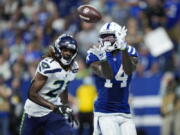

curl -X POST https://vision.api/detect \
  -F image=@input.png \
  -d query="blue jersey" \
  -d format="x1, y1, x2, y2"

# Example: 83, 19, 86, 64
86, 51, 132, 114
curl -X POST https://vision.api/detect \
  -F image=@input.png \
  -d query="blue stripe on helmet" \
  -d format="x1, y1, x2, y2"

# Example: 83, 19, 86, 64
106, 23, 111, 30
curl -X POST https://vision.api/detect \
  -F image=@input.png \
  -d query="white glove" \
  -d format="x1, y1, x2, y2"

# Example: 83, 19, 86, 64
115, 26, 128, 50
118, 26, 127, 40
54, 104, 73, 114
102, 41, 115, 52
87, 45, 106, 61
116, 37, 127, 50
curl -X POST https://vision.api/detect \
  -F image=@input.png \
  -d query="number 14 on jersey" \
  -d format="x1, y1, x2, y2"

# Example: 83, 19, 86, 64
104, 65, 128, 88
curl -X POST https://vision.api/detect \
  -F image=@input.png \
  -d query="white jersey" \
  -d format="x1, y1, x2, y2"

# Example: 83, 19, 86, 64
24, 57, 78, 117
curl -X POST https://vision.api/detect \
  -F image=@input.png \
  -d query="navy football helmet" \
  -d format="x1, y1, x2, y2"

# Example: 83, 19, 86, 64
53, 34, 78, 65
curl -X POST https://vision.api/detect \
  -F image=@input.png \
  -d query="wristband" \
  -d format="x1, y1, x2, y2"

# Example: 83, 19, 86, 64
126, 45, 138, 57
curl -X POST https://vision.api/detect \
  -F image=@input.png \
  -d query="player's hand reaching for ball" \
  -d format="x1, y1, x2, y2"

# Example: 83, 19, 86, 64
115, 37, 127, 51
115, 26, 128, 51
87, 45, 106, 61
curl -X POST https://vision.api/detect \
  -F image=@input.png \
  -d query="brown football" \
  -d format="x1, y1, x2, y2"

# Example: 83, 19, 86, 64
77, 5, 102, 23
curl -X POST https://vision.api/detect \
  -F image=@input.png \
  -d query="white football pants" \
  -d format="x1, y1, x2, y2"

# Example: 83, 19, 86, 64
93, 113, 137, 135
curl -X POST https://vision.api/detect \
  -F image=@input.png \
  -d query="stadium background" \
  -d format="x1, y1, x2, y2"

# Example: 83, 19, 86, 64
0, 0, 179, 135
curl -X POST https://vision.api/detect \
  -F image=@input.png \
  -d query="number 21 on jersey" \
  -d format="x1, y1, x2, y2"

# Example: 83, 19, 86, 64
105, 65, 128, 88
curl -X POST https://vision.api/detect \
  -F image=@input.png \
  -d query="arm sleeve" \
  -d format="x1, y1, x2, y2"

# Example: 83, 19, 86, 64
126, 45, 138, 57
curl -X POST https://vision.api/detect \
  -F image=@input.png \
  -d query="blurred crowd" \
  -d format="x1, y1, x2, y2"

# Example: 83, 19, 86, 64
0, 0, 179, 135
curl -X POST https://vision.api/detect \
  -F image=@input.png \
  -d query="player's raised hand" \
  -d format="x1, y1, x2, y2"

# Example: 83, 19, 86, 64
87, 45, 99, 55
117, 26, 128, 40
115, 26, 128, 50
115, 33, 127, 51
87, 45, 106, 60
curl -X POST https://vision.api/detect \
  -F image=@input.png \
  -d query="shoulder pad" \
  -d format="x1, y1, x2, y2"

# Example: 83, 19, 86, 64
38, 58, 62, 75
39, 59, 51, 71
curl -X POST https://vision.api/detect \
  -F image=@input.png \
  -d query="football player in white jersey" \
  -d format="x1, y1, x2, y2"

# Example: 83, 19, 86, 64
20, 34, 79, 135
86, 22, 138, 135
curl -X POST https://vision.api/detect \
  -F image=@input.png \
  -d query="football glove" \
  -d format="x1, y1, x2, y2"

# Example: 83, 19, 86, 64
115, 26, 128, 41
66, 112, 79, 127
114, 26, 127, 50
54, 104, 79, 127
115, 31, 127, 51
102, 41, 115, 52
87, 45, 106, 61
54, 104, 73, 114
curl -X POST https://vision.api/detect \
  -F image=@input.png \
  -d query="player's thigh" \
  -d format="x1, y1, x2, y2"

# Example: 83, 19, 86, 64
93, 115, 101, 135
98, 116, 120, 135
45, 121, 73, 135
20, 113, 41, 135
120, 118, 137, 135
45, 112, 73, 135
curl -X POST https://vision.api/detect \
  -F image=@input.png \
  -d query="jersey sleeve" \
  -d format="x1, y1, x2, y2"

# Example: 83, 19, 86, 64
86, 52, 99, 66
36, 58, 56, 77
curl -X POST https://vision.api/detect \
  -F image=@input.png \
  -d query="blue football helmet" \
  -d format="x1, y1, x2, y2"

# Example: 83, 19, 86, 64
53, 34, 78, 65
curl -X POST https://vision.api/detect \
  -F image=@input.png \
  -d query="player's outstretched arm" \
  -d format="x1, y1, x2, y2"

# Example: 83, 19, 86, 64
115, 30, 138, 75
28, 72, 57, 111
87, 46, 114, 79
122, 48, 138, 75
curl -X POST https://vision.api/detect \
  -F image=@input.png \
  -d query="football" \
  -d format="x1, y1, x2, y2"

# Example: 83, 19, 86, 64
77, 5, 102, 23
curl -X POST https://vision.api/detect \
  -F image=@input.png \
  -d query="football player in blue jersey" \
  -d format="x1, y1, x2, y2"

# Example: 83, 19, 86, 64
20, 34, 79, 135
86, 22, 138, 135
